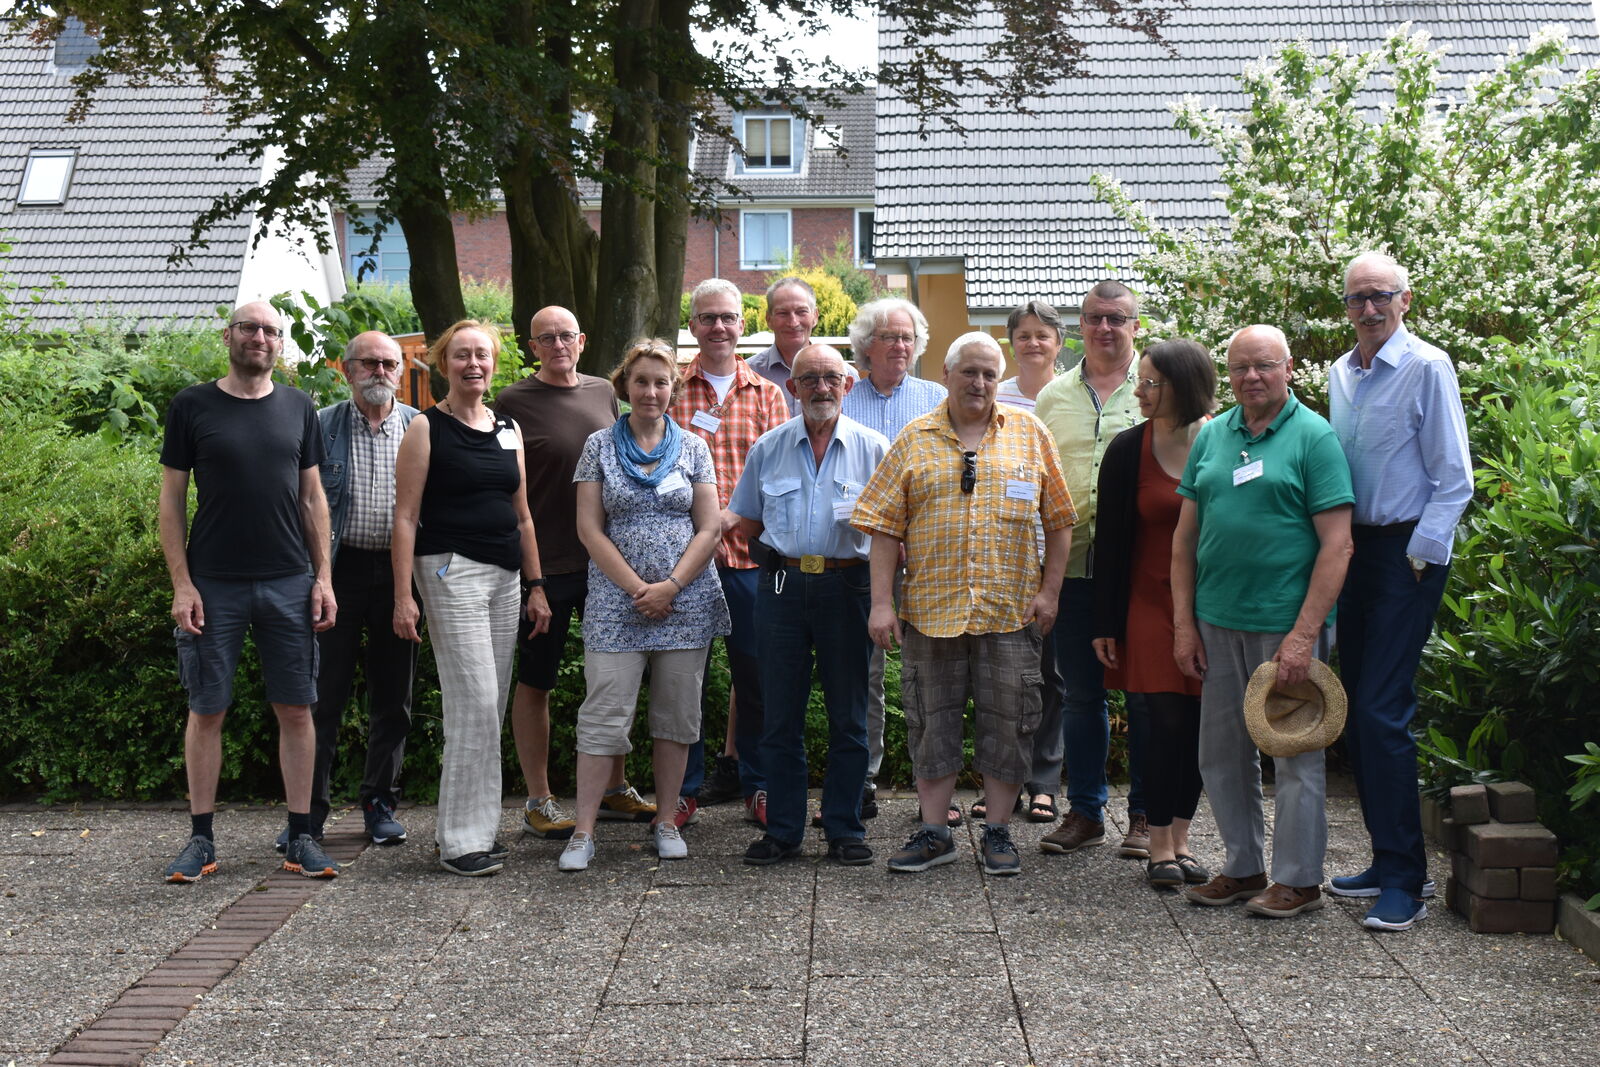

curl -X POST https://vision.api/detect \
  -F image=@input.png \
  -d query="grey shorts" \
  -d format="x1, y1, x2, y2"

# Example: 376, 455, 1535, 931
575, 648, 707, 755
900, 625, 1043, 783
174, 572, 319, 715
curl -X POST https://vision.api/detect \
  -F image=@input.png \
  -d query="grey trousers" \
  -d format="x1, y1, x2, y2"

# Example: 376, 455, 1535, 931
863, 568, 905, 782
1196, 620, 1329, 888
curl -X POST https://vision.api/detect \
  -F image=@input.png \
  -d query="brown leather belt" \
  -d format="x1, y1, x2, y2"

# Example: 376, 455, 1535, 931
782, 555, 864, 573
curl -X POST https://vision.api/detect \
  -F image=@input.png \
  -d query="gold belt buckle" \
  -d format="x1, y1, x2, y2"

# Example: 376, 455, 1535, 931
800, 554, 825, 574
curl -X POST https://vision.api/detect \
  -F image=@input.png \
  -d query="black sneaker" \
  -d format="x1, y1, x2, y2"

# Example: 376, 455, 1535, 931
743, 834, 803, 866
283, 834, 340, 878
440, 851, 503, 877
861, 783, 879, 821
362, 798, 407, 845
980, 824, 1022, 876
827, 838, 874, 866
697, 754, 743, 806
163, 835, 217, 883
887, 826, 957, 873
488, 840, 510, 862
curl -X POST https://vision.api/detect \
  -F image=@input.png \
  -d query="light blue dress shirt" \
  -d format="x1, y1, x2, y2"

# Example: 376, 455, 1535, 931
747, 344, 858, 417
1328, 323, 1473, 564
839, 372, 945, 443
729, 413, 890, 560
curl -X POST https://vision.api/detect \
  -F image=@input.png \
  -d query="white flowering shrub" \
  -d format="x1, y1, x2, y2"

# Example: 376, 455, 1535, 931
1091, 26, 1600, 401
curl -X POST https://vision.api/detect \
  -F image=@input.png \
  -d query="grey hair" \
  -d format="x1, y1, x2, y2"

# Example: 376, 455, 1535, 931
847, 298, 929, 370
1006, 299, 1065, 343
943, 330, 1003, 370
1344, 252, 1411, 293
345, 331, 400, 363
690, 277, 742, 314
765, 276, 816, 310
1225, 324, 1290, 359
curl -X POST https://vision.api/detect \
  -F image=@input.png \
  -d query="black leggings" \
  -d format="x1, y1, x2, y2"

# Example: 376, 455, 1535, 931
1141, 691, 1202, 827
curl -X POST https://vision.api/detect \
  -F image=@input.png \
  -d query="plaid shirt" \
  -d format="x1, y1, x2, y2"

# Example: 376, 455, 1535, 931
341, 403, 405, 550
669, 355, 790, 569
852, 403, 1076, 637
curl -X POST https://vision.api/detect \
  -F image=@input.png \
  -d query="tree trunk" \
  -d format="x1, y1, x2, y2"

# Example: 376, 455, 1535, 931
652, 0, 693, 340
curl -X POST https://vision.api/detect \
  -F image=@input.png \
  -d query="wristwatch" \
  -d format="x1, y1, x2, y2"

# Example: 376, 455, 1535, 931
1406, 555, 1427, 575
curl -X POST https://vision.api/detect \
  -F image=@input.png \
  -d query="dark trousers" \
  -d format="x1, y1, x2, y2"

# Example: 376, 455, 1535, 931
311, 547, 417, 826
756, 565, 872, 846
683, 565, 766, 797
1336, 531, 1449, 895
1055, 577, 1147, 821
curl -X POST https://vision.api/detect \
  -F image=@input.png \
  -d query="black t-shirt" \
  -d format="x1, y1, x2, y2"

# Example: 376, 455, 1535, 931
160, 381, 325, 580
414, 410, 523, 571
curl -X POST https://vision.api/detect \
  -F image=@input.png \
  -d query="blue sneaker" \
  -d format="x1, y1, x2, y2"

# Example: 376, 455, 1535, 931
1328, 867, 1436, 899
1363, 887, 1428, 931
274, 825, 324, 854
363, 798, 408, 845
283, 833, 340, 878
163, 835, 217, 883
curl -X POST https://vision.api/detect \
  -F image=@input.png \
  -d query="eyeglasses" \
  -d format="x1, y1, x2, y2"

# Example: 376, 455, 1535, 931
961, 450, 977, 494
1081, 313, 1135, 329
534, 331, 579, 347
1136, 377, 1167, 390
351, 357, 401, 373
1226, 358, 1288, 377
229, 321, 282, 339
794, 373, 846, 389
1342, 289, 1402, 309
694, 312, 741, 327
872, 332, 916, 348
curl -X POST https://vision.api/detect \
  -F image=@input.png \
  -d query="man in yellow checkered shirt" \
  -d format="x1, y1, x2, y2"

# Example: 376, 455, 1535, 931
852, 332, 1076, 877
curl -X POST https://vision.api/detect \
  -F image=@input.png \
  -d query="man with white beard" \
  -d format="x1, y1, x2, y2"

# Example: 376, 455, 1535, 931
302, 331, 421, 847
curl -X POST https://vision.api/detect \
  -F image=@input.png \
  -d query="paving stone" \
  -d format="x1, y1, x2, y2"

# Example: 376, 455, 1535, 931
586, 998, 802, 1061
1485, 781, 1538, 824
1462, 821, 1559, 869
805, 976, 1026, 1066
1520, 866, 1558, 902
1449, 784, 1491, 825
141, 1007, 393, 1065
1451, 852, 1520, 899
1022, 975, 1253, 1066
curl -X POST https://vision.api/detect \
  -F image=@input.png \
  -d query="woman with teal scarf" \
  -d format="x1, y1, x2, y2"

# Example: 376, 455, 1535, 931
558, 339, 730, 871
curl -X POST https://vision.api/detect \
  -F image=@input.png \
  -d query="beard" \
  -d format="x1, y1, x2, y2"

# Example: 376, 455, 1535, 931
358, 380, 397, 407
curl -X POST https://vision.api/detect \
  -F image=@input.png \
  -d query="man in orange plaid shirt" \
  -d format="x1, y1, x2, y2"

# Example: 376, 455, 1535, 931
853, 331, 1075, 877
668, 279, 790, 828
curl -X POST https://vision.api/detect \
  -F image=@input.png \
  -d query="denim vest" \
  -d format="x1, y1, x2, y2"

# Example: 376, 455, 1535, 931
317, 398, 418, 565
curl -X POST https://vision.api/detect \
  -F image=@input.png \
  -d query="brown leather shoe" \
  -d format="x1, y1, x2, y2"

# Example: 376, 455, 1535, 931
1244, 882, 1325, 918
1183, 872, 1268, 906
1118, 812, 1151, 858
1039, 811, 1106, 854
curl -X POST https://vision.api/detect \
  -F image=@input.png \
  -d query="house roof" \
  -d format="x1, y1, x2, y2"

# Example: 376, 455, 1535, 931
0, 23, 263, 331
874, 0, 1600, 314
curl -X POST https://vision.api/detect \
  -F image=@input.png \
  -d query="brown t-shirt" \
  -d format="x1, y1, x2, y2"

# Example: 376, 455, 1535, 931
492, 373, 619, 574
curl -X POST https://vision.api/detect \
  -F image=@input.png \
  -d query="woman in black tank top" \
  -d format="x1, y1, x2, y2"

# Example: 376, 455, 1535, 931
391, 320, 554, 877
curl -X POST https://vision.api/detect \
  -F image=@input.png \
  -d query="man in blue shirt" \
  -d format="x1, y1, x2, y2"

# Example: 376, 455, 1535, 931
731, 345, 890, 866
1326, 253, 1473, 932
746, 277, 857, 416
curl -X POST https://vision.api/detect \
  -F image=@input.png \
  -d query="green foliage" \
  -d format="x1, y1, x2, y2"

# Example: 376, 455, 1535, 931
1566, 743, 1600, 811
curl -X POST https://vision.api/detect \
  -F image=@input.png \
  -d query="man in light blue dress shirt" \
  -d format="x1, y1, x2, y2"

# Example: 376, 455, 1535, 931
1326, 252, 1473, 932
731, 345, 890, 866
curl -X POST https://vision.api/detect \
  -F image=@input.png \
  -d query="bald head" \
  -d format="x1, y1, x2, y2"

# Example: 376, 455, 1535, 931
346, 330, 400, 363
787, 343, 852, 426
344, 330, 402, 414
530, 305, 585, 383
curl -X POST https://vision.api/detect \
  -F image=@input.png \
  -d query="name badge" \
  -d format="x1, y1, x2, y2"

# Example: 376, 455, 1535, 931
1233, 459, 1264, 486
690, 410, 721, 434
655, 470, 689, 496
496, 427, 520, 450
1005, 479, 1037, 502
832, 498, 855, 522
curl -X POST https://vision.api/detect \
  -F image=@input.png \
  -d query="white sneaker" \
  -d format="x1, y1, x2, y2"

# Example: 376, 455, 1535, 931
652, 820, 688, 860
557, 831, 594, 872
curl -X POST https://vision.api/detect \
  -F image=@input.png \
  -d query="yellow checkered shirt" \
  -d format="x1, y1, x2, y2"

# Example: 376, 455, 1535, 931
852, 403, 1076, 637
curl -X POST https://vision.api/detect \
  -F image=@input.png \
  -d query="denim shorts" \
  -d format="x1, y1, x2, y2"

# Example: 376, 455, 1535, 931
174, 572, 319, 715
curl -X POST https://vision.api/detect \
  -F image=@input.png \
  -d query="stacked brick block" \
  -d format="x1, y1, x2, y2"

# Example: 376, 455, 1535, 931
1442, 782, 1558, 933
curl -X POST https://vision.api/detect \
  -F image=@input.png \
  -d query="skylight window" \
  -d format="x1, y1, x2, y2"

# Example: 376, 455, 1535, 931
19, 150, 77, 206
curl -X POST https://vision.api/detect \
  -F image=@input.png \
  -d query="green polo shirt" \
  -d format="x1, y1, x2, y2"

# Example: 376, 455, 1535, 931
1177, 393, 1354, 633
1034, 361, 1141, 578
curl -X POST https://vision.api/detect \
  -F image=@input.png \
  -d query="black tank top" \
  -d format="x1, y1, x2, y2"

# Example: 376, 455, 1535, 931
414, 409, 522, 571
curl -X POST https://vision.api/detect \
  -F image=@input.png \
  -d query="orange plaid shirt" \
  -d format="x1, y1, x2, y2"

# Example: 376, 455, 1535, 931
852, 403, 1076, 637
669, 355, 790, 569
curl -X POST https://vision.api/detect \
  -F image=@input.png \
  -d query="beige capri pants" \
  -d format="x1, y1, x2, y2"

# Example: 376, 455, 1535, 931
575, 647, 708, 755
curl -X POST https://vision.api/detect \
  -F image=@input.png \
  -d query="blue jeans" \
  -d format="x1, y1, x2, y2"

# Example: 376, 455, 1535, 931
1054, 576, 1145, 822
756, 564, 872, 846
683, 565, 765, 797
1337, 530, 1449, 896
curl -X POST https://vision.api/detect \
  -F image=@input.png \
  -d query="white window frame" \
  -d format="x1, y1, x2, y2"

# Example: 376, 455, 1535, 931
854, 208, 875, 268
741, 115, 798, 173
740, 209, 792, 270
18, 149, 77, 206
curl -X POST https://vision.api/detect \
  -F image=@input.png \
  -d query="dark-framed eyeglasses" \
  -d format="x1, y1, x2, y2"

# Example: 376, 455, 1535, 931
1081, 312, 1134, 329
534, 331, 579, 347
229, 320, 282, 339
1342, 289, 1402, 309
961, 450, 977, 494
351, 357, 401, 373
794, 373, 845, 390
695, 312, 741, 327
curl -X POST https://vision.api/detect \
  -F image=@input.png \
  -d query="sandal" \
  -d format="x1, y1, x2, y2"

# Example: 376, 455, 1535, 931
1026, 795, 1058, 823
1175, 853, 1211, 884
947, 802, 964, 827
1146, 859, 1184, 888
971, 794, 1023, 821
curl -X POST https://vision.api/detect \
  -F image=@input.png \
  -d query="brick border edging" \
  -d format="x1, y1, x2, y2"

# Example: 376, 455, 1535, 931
43, 816, 372, 1066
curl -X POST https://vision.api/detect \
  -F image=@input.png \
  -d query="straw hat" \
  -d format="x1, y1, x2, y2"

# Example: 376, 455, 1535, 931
1243, 659, 1347, 757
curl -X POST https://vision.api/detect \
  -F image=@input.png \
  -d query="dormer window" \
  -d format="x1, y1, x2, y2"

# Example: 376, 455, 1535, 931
19, 149, 77, 206
740, 114, 800, 174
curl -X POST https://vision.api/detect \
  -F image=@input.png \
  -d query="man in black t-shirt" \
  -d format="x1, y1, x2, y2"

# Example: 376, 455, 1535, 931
156, 299, 341, 883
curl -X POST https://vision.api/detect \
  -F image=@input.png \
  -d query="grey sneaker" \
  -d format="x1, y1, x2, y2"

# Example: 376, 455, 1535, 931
652, 820, 688, 860
283, 834, 340, 878
558, 832, 595, 872
980, 823, 1022, 876
163, 835, 217, 883
887, 826, 958, 873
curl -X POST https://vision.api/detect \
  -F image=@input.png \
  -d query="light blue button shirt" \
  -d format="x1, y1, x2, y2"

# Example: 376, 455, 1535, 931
747, 344, 858, 417
1328, 323, 1473, 564
729, 413, 890, 560
839, 372, 945, 443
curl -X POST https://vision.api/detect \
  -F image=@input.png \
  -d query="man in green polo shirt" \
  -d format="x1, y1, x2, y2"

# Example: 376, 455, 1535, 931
1171, 324, 1354, 920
